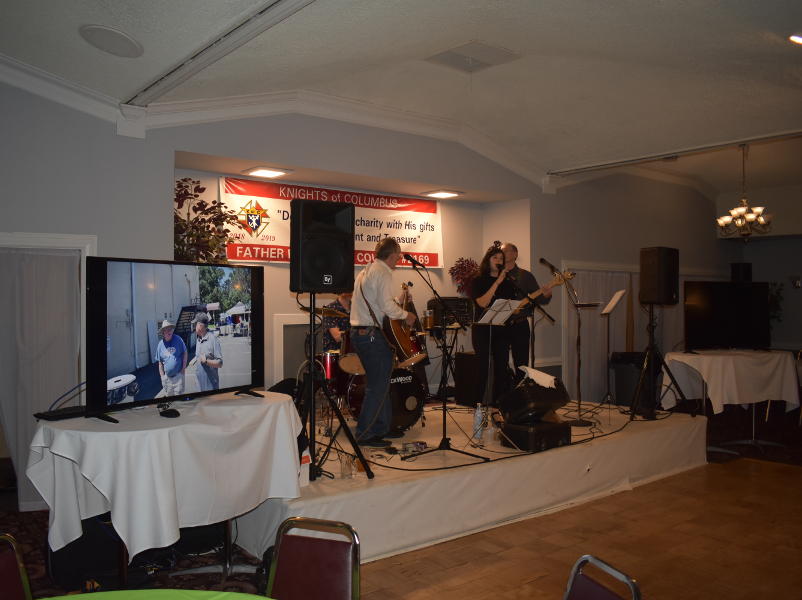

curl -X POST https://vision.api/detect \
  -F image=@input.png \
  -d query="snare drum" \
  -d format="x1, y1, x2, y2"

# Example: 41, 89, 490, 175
339, 330, 366, 375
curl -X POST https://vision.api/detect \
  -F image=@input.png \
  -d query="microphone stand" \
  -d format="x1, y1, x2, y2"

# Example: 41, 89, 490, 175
402, 263, 488, 462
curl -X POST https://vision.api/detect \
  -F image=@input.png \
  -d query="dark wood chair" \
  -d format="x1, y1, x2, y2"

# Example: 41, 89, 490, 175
563, 554, 641, 600
0, 533, 32, 600
266, 516, 360, 600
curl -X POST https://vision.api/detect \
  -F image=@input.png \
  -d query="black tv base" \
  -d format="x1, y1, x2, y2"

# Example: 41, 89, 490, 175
235, 388, 264, 398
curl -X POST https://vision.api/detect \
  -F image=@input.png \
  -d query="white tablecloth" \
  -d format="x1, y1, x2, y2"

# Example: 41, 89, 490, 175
26, 393, 302, 559
662, 350, 800, 414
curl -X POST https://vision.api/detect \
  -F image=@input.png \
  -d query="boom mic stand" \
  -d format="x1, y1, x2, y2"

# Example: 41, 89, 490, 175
402, 263, 488, 462
303, 292, 373, 480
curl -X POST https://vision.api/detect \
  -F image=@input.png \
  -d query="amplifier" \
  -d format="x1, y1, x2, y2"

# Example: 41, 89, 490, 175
427, 297, 475, 328
500, 421, 572, 453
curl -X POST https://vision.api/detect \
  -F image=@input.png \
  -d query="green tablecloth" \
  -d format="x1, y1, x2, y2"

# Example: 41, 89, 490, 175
45, 591, 270, 600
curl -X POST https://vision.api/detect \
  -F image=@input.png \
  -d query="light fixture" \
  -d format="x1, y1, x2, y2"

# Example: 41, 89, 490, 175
716, 144, 772, 239
243, 167, 291, 179
424, 190, 462, 199
789, 34, 802, 45
79, 24, 144, 58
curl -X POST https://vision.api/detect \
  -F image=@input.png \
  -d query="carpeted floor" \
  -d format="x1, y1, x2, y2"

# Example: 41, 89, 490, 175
2, 399, 799, 597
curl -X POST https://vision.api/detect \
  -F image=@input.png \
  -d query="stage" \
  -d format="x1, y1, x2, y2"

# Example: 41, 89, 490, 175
234, 401, 707, 562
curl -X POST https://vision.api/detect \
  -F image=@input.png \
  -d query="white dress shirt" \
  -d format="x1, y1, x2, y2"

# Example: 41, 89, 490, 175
350, 259, 408, 326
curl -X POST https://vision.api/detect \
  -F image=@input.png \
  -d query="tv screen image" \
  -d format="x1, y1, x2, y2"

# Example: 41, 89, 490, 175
86, 257, 264, 416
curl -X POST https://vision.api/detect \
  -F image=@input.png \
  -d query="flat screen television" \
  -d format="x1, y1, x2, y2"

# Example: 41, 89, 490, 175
684, 281, 770, 351
85, 257, 264, 417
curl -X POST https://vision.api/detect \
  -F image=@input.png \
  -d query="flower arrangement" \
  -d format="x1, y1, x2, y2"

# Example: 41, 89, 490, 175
449, 257, 479, 296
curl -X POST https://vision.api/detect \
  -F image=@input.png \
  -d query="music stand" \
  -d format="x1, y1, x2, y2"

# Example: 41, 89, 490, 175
599, 289, 626, 406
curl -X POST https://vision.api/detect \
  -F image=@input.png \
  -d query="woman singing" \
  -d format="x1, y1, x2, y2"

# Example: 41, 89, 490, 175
470, 242, 519, 405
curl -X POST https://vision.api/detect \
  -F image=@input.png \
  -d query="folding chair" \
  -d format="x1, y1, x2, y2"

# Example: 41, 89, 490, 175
0, 533, 32, 600
266, 516, 360, 600
563, 554, 641, 600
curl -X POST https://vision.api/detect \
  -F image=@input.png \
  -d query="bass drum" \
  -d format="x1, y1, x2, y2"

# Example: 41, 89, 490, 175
346, 369, 426, 432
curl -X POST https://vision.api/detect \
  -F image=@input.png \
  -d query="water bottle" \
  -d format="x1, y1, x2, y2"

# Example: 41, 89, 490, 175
474, 403, 484, 443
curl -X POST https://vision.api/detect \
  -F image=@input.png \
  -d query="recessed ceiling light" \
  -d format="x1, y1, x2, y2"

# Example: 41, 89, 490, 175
424, 190, 462, 199
790, 34, 802, 45
79, 24, 144, 58
244, 167, 291, 179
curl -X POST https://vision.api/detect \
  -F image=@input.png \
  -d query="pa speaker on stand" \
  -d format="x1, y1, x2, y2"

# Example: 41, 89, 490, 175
290, 199, 355, 293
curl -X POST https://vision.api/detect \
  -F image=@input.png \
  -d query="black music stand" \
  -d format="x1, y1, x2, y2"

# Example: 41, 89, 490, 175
598, 290, 626, 406
402, 264, 488, 462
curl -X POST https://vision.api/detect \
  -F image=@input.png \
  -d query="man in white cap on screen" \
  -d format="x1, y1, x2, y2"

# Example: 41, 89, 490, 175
193, 312, 223, 391
157, 319, 187, 396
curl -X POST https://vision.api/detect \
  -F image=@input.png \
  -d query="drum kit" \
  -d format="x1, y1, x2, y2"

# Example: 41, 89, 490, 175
310, 304, 431, 432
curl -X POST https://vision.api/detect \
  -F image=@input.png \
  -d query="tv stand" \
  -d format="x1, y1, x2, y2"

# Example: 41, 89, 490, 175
235, 388, 264, 398
92, 413, 119, 424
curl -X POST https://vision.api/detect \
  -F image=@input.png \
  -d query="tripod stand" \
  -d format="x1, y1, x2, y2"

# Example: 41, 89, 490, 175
402, 265, 488, 462
302, 292, 373, 480
629, 303, 692, 420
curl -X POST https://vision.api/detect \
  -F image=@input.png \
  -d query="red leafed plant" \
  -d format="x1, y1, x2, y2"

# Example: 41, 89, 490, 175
448, 257, 479, 296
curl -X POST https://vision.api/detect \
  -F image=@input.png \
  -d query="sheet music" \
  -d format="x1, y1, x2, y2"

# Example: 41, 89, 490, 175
477, 298, 516, 325
601, 289, 626, 315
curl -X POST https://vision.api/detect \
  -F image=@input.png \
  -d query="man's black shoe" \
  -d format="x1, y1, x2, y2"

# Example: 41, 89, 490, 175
384, 429, 405, 439
358, 436, 391, 448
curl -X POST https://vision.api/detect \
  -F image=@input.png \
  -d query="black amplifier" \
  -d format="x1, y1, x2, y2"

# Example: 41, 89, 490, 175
500, 421, 572, 453
426, 296, 475, 328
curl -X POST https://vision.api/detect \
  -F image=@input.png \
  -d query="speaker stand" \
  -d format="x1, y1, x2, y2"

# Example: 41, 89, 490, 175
303, 292, 373, 481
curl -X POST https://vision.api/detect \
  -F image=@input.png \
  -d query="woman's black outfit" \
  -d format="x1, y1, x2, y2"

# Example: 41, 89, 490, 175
469, 274, 520, 405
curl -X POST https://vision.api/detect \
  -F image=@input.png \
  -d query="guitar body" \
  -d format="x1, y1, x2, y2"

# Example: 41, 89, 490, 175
384, 317, 427, 368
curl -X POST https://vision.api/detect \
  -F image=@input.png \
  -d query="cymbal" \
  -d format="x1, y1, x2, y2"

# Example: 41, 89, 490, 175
299, 306, 348, 318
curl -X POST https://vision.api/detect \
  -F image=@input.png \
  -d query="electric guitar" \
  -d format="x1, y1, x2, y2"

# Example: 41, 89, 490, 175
508, 270, 575, 322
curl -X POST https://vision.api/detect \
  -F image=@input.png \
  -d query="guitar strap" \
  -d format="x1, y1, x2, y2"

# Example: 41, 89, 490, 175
358, 271, 398, 357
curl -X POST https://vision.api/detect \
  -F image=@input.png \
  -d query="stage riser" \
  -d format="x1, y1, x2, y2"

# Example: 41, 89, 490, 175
235, 412, 706, 562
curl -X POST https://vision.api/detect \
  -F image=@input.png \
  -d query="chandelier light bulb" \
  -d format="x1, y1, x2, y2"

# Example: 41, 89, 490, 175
721, 215, 733, 225
729, 208, 739, 217
752, 206, 764, 216
745, 213, 757, 222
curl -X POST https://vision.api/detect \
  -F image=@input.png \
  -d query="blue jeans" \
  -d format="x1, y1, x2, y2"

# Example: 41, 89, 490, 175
351, 329, 394, 439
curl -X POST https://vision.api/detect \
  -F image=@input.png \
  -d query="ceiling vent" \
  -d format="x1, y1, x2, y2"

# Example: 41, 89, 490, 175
425, 41, 521, 73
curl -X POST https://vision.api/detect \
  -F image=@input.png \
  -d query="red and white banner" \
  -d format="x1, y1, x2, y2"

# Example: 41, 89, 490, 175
220, 177, 443, 267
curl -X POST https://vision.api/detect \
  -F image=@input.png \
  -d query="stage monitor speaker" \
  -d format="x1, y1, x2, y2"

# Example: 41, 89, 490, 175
639, 247, 679, 305
499, 377, 570, 425
290, 199, 355, 293
455, 351, 482, 406
730, 262, 752, 282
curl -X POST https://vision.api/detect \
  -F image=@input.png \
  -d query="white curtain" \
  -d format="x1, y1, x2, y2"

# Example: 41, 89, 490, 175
0, 247, 81, 510
562, 268, 713, 407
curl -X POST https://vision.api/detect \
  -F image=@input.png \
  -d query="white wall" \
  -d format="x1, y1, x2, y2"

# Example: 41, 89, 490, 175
531, 173, 743, 361
481, 197, 531, 268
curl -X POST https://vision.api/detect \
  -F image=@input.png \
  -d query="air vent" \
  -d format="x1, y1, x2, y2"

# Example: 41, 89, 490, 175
425, 41, 521, 73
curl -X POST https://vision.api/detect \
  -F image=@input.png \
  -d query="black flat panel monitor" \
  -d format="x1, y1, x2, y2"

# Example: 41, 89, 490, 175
85, 257, 264, 417
683, 281, 770, 351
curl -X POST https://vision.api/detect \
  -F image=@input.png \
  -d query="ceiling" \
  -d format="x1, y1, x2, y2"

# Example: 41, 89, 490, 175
3, 0, 802, 197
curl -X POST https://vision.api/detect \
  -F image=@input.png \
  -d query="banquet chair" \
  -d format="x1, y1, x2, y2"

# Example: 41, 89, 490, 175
0, 533, 32, 600
266, 516, 360, 600
563, 554, 641, 600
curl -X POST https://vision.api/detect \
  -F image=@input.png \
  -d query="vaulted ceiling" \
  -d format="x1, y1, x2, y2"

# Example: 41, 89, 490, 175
3, 0, 802, 195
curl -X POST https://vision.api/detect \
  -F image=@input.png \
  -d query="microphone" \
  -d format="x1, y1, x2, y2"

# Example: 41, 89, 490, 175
403, 254, 426, 269
539, 257, 559, 275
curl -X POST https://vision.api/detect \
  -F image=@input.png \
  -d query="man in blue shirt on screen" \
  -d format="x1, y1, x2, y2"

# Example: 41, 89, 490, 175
193, 312, 223, 391
157, 320, 187, 397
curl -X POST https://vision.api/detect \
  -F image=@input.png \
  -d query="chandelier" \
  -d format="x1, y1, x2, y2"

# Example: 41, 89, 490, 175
716, 144, 771, 239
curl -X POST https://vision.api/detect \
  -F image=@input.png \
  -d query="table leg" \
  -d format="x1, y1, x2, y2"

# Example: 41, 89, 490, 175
721, 402, 785, 453
703, 382, 739, 456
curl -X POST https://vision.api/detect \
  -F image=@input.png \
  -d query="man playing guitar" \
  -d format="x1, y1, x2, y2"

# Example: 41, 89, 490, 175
350, 238, 417, 448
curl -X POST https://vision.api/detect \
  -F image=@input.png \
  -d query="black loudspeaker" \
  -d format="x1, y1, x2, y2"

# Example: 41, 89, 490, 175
290, 199, 355, 293
731, 262, 752, 282
455, 351, 482, 406
427, 297, 475, 327
498, 377, 570, 424
639, 247, 679, 305
500, 421, 572, 453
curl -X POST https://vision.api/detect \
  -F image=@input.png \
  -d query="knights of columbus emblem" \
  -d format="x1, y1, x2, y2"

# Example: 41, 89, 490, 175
238, 201, 269, 236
